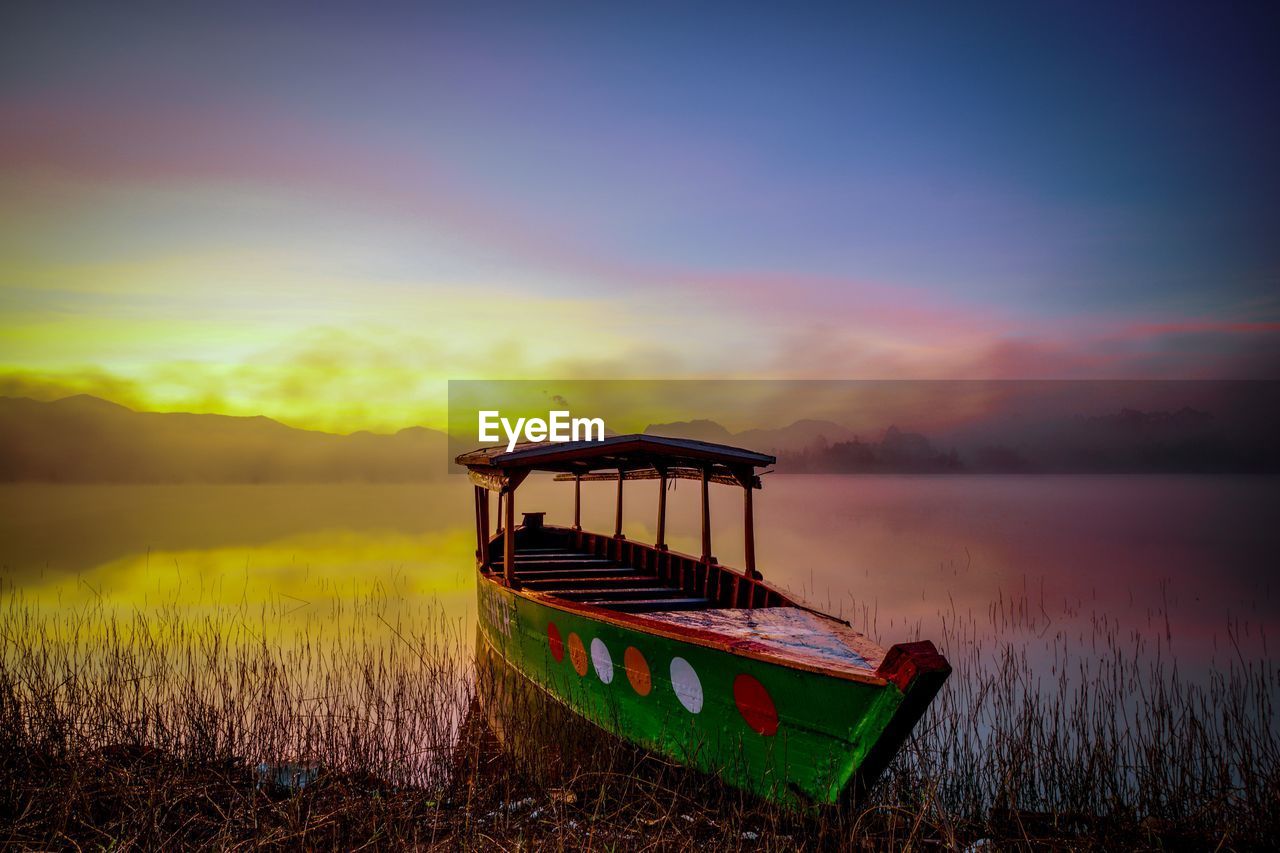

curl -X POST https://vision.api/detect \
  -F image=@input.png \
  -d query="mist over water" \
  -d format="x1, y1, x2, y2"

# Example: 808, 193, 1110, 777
3, 475, 1275, 680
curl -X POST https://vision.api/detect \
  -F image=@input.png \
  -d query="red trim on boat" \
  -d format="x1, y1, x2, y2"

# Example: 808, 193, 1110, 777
508, 578, 889, 685
875, 641, 951, 692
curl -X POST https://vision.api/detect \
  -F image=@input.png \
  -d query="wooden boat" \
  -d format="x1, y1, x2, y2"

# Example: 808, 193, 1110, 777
457, 434, 950, 805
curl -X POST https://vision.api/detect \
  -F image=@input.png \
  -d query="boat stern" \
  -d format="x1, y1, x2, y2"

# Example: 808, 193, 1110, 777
849, 640, 952, 801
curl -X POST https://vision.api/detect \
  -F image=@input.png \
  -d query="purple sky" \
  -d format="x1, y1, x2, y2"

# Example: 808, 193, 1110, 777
1, 1, 1277, 430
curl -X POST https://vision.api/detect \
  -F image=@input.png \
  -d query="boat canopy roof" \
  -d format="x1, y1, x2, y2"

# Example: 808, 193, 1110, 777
455, 434, 774, 488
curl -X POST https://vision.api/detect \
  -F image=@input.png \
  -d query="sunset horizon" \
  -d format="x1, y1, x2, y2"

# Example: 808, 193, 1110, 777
2, 3, 1278, 848
4, 3, 1278, 435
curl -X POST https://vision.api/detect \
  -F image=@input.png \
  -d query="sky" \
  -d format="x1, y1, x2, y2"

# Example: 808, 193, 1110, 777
1, 1, 1277, 432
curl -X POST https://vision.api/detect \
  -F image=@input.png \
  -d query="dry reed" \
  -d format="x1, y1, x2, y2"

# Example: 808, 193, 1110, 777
1, 575, 1276, 850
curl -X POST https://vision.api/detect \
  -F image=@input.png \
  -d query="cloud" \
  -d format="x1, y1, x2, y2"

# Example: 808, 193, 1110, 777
0, 321, 719, 433
757, 312, 1280, 382
3, 312, 1275, 438
0, 367, 151, 409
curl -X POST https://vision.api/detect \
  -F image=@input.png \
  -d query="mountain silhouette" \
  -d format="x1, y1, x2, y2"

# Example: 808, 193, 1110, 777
642, 419, 734, 443
0, 396, 447, 482
4, 397, 1272, 481
639, 409, 1272, 473
735, 419, 857, 453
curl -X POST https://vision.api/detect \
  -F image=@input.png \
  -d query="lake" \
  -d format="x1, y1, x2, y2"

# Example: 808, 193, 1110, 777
3, 474, 1275, 679
4, 473, 1277, 844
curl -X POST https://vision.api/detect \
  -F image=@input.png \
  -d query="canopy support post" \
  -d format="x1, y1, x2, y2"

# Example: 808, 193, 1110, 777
495, 492, 504, 535
573, 474, 582, 530
614, 467, 625, 538
655, 468, 668, 550
478, 487, 490, 571
503, 483, 519, 589
473, 485, 484, 563
744, 481, 758, 608
700, 466, 714, 564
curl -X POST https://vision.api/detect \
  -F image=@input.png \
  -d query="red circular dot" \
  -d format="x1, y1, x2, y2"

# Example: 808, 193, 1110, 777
733, 673, 778, 736
547, 621, 564, 662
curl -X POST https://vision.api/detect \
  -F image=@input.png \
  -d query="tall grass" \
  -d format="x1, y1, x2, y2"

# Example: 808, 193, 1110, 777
876, 588, 1280, 845
1, 576, 1276, 849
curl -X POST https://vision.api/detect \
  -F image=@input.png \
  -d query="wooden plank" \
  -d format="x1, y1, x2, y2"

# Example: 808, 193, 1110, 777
554, 467, 760, 488
516, 547, 584, 554
585, 597, 712, 612
532, 579, 666, 590
513, 550, 597, 558
549, 587, 684, 600
643, 608, 884, 676
518, 575, 662, 589
515, 567, 637, 579
491, 522, 847, 647
456, 434, 774, 470
502, 580, 888, 685
469, 467, 526, 492
514, 559, 614, 569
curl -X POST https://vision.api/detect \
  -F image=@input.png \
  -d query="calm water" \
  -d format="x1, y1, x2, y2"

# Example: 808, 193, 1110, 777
2, 475, 1276, 676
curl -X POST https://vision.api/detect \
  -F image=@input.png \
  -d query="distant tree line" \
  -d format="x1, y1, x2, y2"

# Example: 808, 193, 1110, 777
777, 410, 1280, 474
778, 426, 962, 473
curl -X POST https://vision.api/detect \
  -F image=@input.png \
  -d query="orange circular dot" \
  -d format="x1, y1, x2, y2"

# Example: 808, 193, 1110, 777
624, 646, 651, 696
547, 621, 564, 662
733, 673, 778, 736
567, 632, 588, 676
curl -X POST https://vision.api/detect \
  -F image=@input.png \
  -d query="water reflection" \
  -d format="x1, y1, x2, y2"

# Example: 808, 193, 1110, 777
0, 484, 477, 650
4, 476, 1273, 828
518, 474, 1279, 670
2, 475, 1276, 675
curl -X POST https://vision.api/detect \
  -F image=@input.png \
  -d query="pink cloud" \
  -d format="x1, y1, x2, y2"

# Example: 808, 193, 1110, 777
5, 96, 1276, 381
0, 95, 609, 280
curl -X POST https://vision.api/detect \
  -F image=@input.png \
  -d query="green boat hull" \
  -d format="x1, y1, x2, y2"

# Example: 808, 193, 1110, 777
476, 574, 947, 806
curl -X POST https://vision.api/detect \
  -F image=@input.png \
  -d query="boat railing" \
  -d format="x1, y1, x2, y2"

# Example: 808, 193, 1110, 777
459, 435, 778, 604
572, 528, 785, 610
481, 523, 787, 611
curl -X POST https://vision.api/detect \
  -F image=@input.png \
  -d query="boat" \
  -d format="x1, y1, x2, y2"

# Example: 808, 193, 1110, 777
457, 434, 950, 806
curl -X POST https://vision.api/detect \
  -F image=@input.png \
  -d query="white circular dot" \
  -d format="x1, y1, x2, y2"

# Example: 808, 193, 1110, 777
590, 638, 614, 684
669, 656, 703, 713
